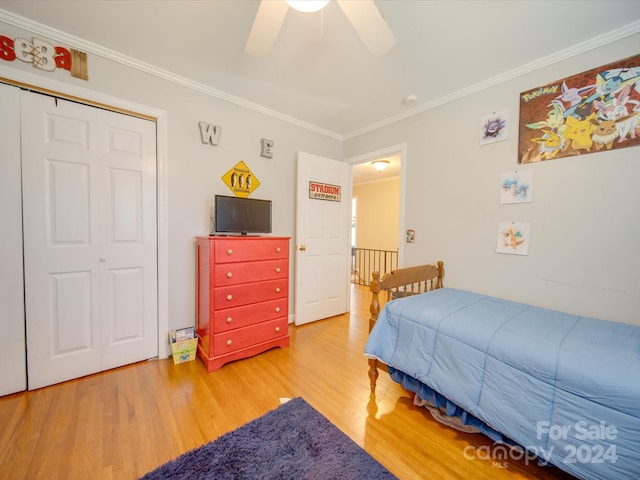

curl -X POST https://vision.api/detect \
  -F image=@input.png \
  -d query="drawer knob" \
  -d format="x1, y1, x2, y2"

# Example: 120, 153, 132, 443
276, 247, 281, 253
226, 316, 232, 323
226, 339, 232, 346
275, 307, 280, 313
227, 249, 233, 255
226, 294, 233, 301
275, 326, 280, 333
275, 267, 281, 273
275, 287, 281, 293
226, 272, 233, 278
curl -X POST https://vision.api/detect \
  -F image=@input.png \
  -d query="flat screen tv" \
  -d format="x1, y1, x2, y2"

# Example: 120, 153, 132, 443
214, 195, 272, 235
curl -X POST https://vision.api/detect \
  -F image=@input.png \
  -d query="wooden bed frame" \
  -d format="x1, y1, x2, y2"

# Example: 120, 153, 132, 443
367, 261, 444, 395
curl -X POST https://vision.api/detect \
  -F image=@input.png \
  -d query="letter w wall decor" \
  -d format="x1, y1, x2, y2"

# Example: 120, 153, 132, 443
199, 122, 221, 146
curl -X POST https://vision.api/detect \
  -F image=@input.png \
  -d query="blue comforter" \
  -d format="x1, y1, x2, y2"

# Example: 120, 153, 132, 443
364, 288, 640, 480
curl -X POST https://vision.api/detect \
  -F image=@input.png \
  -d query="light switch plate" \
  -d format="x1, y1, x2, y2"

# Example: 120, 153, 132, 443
261, 138, 273, 158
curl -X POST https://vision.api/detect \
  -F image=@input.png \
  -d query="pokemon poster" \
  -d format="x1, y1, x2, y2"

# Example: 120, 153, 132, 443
518, 54, 640, 164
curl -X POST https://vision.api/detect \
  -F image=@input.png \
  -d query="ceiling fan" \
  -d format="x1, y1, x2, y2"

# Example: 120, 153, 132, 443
245, 0, 396, 57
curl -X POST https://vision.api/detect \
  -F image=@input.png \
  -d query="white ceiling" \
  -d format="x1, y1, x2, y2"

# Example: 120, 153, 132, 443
1, 0, 639, 143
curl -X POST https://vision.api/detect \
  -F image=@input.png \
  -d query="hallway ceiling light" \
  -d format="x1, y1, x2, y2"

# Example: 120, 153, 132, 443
372, 160, 389, 171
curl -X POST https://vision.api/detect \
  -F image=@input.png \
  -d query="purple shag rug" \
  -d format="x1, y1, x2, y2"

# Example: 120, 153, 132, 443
139, 397, 396, 480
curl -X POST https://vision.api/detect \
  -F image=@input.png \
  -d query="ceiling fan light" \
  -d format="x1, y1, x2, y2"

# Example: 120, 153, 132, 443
286, 0, 329, 13
372, 160, 389, 172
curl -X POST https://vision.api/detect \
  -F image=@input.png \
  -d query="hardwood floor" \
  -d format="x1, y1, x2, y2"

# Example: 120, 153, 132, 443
0, 284, 575, 480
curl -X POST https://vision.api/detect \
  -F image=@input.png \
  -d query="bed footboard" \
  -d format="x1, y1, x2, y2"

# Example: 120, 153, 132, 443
368, 261, 444, 395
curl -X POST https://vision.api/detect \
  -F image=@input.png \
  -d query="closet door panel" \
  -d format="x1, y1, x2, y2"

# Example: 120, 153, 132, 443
22, 93, 102, 389
47, 159, 91, 244
0, 83, 26, 396
22, 91, 158, 390
100, 108, 157, 370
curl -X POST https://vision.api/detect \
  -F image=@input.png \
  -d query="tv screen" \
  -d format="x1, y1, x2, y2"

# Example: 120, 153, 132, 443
214, 195, 272, 235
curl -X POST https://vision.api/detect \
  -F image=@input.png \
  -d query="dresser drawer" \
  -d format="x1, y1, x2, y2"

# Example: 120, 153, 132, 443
213, 259, 287, 286
213, 317, 288, 355
214, 278, 287, 309
214, 238, 288, 263
214, 298, 287, 333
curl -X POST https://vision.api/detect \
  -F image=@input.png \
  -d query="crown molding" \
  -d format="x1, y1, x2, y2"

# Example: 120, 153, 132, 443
0, 9, 343, 141
2, 9, 638, 143
343, 19, 640, 140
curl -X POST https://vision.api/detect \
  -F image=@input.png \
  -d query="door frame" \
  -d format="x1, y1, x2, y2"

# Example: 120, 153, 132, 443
1, 65, 170, 358
345, 142, 407, 269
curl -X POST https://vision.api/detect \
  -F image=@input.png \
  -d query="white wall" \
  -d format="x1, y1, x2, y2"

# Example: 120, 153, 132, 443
345, 33, 640, 326
2, 19, 639, 338
353, 178, 400, 251
0, 20, 342, 353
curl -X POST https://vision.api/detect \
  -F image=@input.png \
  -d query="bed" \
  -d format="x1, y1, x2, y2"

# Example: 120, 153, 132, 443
364, 262, 640, 480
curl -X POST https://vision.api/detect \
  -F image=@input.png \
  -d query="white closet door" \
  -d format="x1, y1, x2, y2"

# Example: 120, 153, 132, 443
0, 83, 26, 396
21, 91, 158, 390
99, 107, 158, 370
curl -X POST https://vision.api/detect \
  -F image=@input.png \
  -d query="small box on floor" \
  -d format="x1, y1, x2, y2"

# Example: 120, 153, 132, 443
169, 327, 197, 365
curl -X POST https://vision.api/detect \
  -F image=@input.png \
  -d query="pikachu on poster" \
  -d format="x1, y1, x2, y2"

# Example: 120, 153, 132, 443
518, 54, 640, 164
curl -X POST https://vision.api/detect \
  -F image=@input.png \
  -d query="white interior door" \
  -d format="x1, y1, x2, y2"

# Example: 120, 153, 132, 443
21, 91, 158, 390
0, 83, 26, 396
295, 152, 350, 325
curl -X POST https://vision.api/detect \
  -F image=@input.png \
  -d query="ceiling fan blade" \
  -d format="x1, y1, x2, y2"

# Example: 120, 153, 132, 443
336, 0, 396, 55
245, 0, 289, 56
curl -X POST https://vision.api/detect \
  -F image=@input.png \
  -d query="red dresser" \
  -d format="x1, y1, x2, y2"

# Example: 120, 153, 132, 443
196, 236, 290, 372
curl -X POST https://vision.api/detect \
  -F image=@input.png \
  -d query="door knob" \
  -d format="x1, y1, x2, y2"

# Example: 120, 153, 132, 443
298, 245, 306, 251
